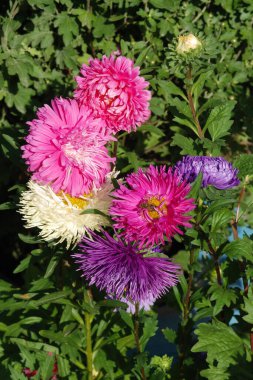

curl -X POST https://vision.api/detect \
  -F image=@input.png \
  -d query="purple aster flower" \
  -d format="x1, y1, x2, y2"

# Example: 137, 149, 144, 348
174, 156, 240, 190
72, 231, 181, 308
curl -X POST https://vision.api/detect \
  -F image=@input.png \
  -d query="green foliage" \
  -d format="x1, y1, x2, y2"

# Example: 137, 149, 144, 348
0, 0, 253, 379
192, 321, 246, 378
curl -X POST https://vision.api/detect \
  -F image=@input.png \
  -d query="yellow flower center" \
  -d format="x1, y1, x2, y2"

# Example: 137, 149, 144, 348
141, 196, 167, 220
59, 192, 93, 209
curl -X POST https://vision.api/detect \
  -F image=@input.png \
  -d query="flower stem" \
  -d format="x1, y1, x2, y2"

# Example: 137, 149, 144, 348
186, 66, 204, 139
206, 238, 222, 286
183, 249, 195, 321
133, 303, 147, 380
85, 289, 93, 380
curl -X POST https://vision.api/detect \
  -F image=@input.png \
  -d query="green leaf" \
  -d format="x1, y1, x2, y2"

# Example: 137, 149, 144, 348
171, 133, 196, 155
57, 356, 70, 377
172, 286, 183, 311
158, 80, 187, 100
13, 256, 31, 274
162, 328, 176, 343
150, 97, 165, 116
211, 209, 234, 231
188, 173, 203, 198
234, 154, 253, 178
204, 198, 235, 216
30, 291, 71, 307
18, 233, 42, 244
140, 315, 158, 350
10, 338, 59, 354
204, 101, 236, 141
0, 201, 16, 210
54, 12, 79, 45
149, 0, 174, 10
96, 299, 127, 309
192, 70, 212, 105
200, 365, 230, 380
222, 238, 253, 262
80, 208, 110, 220
139, 124, 165, 137
71, 308, 84, 325
208, 284, 237, 316
242, 287, 253, 324
40, 351, 55, 380
44, 255, 61, 278
119, 310, 134, 330
135, 46, 151, 66
192, 321, 245, 368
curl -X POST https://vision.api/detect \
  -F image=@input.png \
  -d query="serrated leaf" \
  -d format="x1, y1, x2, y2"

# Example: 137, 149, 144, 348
192, 321, 245, 368
234, 154, 253, 178
54, 12, 79, 45
40, 351, 55, 380
162, 328, 176, 343
211, 209, 234, 231
57, 356, 70, 377
242, 287, 253, 324
222, 238, 253, 262
208, 284, 237, 316
140, 315, 158, 350
171, 133, 196, 155
200, 365, 230, 380
158, 80, 187, 100
204, 101, 236, 141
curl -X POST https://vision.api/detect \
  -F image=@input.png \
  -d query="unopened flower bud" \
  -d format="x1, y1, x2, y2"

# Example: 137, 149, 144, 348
176, 34, 202, 55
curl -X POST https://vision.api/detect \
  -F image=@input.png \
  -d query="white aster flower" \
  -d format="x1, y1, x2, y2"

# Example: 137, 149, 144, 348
176, 34, 202, 55
19, 176, 114, 248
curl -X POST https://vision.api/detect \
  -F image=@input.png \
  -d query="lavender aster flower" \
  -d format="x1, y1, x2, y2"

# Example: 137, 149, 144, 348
72, 231, 181, 308
174, 156, 240, 190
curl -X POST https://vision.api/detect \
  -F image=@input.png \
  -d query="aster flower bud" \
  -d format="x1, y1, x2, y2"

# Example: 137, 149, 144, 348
176, 34, 202, 55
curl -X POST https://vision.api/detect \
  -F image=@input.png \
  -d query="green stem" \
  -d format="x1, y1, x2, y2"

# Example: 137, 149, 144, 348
186, 66, 204, 139
183, 249, 195, 321
133, 303, 147, 380
85, 312, 93, 380
206, 238, 222, 286
85, 289, 93, 380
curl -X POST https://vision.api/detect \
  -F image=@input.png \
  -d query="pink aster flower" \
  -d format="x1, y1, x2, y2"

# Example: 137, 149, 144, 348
110, 165, 196, 248
74, 54, 151, 133
22, 98, 114, 197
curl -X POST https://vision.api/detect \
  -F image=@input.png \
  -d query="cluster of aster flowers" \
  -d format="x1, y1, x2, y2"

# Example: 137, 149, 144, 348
19, 53, 151, 248
19, 52, 240, 314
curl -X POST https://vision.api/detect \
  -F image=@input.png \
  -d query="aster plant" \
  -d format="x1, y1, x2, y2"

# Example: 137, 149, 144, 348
1, 4, 253, 380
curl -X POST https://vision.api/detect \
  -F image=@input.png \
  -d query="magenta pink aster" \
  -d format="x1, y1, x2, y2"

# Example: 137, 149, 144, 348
74, 54, 151, 133
22, 98, 114, 197
110, 165, 196, 248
